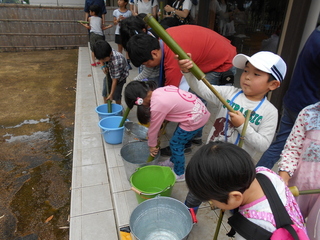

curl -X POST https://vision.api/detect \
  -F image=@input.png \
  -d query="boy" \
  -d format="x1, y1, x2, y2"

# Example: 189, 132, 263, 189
126, 25, 236, 88
93, 40, 129, 104
80, 5, 112, 67
186, 142, 307, 239
178, 51, 287, 208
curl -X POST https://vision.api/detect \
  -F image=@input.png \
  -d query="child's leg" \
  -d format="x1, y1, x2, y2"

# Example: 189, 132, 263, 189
117, 44, 123, 54
170, 127, 202, 176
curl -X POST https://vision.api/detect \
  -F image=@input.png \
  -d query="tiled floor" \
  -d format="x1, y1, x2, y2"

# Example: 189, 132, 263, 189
69, 43, 236, 240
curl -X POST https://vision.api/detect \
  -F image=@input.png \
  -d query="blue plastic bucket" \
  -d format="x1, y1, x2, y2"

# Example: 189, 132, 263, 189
98, 116, 128, 144
95, 103, 123, 119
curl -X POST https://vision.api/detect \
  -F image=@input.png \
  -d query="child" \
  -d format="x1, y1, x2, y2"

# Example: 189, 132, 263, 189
113, 0, 132, 69
93, 40, 129, 104
124, 80, 210, 181
80, 5, 112, 67
133, 0, 159, 19
186, 141, 307, 239
179, 51, 287, 209
278, 101, 320, 240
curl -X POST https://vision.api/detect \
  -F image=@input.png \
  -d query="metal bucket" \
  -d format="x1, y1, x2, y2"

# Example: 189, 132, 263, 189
123, 122, 148, 146
130, 196, 194, 240
120, 141, 160, 181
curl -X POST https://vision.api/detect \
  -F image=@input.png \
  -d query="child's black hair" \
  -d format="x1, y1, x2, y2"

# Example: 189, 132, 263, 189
119, 16, 148, 50
126, 34, 160, 67
186, 141, 256, 204
124, 80, 157, 124
89, 4, 100, 15
93, 40, 112, 60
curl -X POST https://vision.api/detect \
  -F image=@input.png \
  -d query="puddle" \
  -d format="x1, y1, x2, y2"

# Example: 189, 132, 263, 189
0, 115, 73, 239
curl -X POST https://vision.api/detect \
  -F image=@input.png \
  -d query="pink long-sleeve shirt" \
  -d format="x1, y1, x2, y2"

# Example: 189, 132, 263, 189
148, 86, 210, 147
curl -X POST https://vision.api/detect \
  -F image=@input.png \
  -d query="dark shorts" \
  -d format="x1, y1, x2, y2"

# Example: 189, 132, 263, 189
102, 74, 126, 101
90, 32, 104, 51
115, 34, 122, 45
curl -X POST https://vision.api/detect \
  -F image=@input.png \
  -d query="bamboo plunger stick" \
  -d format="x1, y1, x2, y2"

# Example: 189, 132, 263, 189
238, 110, 252, 148
118, 107, 130, 127
143, 14, 235, 113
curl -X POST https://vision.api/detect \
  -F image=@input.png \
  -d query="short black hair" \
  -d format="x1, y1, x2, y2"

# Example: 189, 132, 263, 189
119, 16, 148, 50
186, 141, 256, 204
89, 4, 100, 15
93, 40, 112, 60
126, 34, 160, 67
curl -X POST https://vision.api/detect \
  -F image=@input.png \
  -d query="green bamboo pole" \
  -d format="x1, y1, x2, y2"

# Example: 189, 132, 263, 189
213, 210, 225, 240
118, 107, 131, 127
159, 1, 164, 21
238, 110, 252, 148
104, 69, 112, 113
143, 14, 235, 113
289, 186, 320, 197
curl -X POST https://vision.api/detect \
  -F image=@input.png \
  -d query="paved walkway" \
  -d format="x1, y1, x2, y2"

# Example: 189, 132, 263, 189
69, 44, 234, 240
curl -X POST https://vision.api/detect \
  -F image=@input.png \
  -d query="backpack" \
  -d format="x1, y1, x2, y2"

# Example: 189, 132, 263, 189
228, 173, 310, 240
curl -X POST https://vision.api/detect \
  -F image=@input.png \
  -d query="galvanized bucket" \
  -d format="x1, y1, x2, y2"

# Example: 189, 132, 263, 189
123, 122, 148, 146
120, 141, 160, 181
130, 196, 195, 240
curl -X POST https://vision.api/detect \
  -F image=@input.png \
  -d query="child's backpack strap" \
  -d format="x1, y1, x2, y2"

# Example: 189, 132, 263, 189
256, 173, 299, 240
228, 210, 272, 240
227, 173, 301, 240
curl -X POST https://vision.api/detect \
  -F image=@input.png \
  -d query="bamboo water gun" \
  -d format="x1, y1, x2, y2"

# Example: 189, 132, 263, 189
77, 20, 89, 24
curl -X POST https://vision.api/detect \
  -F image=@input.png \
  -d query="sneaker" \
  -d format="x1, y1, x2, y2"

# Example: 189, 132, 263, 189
160, 146, 172, 156
174, 172, 185, 182
192, 139, 203, 146
158, 158, 174, 168
91, 63, 97, 67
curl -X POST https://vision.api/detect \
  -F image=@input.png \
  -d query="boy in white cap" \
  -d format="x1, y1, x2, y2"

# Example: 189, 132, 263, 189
179, 51, 286, 158
178, 51, 287, 210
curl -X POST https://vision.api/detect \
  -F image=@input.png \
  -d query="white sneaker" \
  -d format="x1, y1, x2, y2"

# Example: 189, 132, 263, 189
158, 158, 174, 168
174, 172, 185, 182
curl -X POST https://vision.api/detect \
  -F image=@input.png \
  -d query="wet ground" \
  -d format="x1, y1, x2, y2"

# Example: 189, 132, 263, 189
0, 49, 78, 240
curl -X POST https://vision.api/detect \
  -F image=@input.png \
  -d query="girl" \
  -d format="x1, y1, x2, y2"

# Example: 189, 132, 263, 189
163, 0, 193, 24
113, 0, 132, 69
186, 141, 307, 239
124, 80, 210, 181
133, 0, 158, 19
279, 101, 320, 240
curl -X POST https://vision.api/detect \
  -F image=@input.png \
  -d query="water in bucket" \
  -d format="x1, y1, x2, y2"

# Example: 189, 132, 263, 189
130, 165, 175, 203
120, 141, 160, 181
130, 196, 193, 240
95, 103, 123, 119
98, 116, 128, 144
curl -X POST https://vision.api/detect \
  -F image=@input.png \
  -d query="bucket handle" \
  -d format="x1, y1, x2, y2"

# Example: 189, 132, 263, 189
189, 208, 198, 223
131, 186, 172, 196
101, 130, 110, 134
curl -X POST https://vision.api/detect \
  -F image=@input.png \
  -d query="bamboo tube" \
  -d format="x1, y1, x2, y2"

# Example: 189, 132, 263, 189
158, 1, 164, 21
118, 107, 130, 127
213, 210, 225, 240
105, 73, 112, 113
143, 14, 235, 113
238, 110, 252, 148
289, 186, 320, 197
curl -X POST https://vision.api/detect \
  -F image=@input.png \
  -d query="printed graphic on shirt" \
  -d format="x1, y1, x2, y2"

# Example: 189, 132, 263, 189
210, 98, 264, 142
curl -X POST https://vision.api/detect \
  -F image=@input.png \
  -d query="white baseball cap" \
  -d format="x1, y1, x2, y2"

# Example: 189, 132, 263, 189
232, 51, 287, 83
